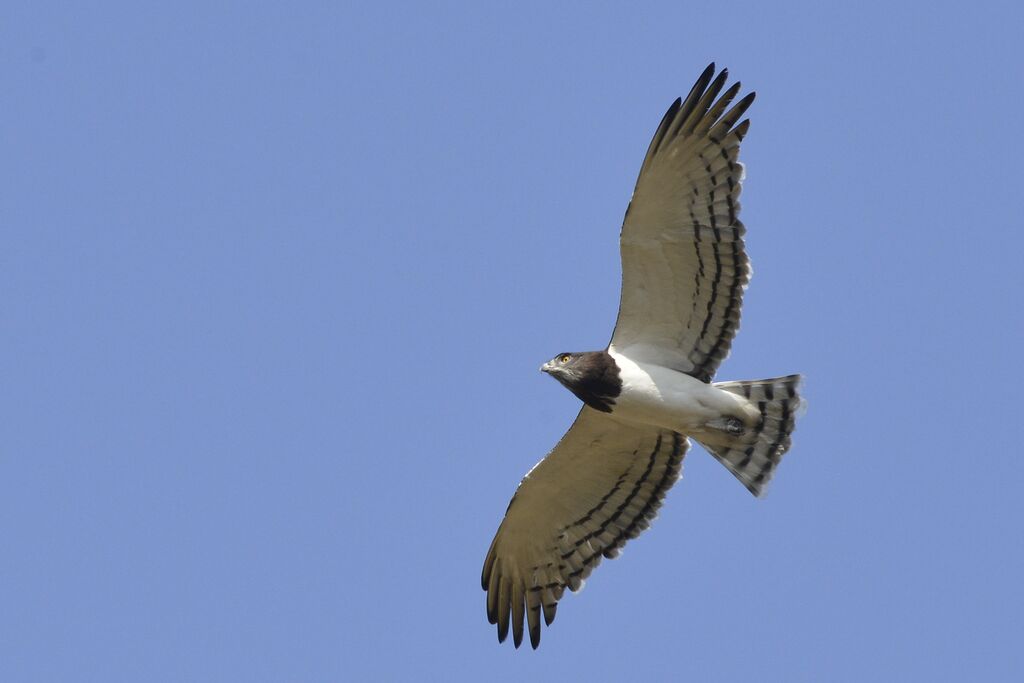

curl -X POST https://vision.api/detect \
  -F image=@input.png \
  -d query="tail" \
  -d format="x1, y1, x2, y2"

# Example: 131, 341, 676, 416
696, 374, 804, 497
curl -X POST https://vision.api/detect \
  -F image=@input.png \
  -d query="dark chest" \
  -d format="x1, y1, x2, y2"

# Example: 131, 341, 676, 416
562, 352, 622, 413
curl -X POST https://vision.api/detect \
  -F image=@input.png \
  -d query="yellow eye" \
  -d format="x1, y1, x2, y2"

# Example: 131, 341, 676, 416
560, 354, 571, 363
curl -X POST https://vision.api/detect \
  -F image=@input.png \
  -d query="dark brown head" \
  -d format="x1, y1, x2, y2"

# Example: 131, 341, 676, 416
540, 351, 622, 413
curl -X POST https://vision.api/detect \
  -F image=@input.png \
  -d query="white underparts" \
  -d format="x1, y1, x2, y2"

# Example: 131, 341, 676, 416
607, 347, 758, 439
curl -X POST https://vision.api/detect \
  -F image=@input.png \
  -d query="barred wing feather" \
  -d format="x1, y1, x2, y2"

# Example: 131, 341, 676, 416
481, 408, 688, 648
612, 64, 754, 382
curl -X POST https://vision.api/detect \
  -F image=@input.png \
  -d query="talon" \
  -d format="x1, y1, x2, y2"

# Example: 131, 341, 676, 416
725, 417, 744, 435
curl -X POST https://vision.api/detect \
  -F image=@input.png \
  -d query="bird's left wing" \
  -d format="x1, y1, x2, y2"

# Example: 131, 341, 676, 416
611, 64, 754, 382
481, 407, 688, 649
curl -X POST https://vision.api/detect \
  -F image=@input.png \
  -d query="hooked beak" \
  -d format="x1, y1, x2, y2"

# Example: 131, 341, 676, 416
540, 361, 554, 374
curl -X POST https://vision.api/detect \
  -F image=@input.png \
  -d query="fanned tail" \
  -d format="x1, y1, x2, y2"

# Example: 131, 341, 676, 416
697, 374, 803, 497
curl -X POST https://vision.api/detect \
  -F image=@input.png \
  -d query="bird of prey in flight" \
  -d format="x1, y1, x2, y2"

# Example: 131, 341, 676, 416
481, 64, 804, 649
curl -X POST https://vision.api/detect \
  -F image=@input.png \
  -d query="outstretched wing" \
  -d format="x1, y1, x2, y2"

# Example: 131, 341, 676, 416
481, 408, 688, 649
611, 64, 754, 382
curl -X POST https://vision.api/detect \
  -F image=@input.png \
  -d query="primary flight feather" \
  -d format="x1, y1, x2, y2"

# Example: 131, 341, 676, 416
482, 64, 803, 649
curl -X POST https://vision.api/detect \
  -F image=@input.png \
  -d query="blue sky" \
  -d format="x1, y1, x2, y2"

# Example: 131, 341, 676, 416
3, 1, 1023, 680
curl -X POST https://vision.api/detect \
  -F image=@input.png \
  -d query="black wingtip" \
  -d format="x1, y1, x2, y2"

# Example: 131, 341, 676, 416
685, 65, 715, 103
542, 602, 557, 626
730, 93, 757, 126
529, 625, 541, 650
707, 68, 729, 96
662, 97, 682, 121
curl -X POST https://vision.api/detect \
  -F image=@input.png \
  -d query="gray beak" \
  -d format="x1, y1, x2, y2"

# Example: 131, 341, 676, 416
540, 361, 553, 374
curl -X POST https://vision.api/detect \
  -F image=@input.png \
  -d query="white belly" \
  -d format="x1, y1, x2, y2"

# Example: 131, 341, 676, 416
607, 348, 756, 434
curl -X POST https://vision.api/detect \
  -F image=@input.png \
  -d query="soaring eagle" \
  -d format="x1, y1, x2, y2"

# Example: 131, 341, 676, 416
481, 64, 804, 649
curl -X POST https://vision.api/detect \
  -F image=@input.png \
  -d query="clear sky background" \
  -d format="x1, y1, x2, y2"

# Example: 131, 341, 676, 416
3, 2, 1023, 681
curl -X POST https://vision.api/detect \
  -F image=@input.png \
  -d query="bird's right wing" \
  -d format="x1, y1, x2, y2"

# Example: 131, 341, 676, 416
481, 407, 688, 648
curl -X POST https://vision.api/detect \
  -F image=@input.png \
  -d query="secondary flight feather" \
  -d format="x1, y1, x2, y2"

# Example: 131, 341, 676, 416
482, 64, 804, 649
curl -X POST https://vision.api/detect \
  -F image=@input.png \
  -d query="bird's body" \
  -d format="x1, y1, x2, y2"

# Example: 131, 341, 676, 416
482, 64, 804, 649
607, 346, 760, 438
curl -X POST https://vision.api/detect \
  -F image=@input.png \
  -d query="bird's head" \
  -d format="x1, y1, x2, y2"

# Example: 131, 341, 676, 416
540, 352, 580, 380
540, 350, 622, 413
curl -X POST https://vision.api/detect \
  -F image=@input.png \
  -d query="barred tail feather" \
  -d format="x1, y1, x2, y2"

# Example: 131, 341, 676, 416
699, 374, 803, 497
